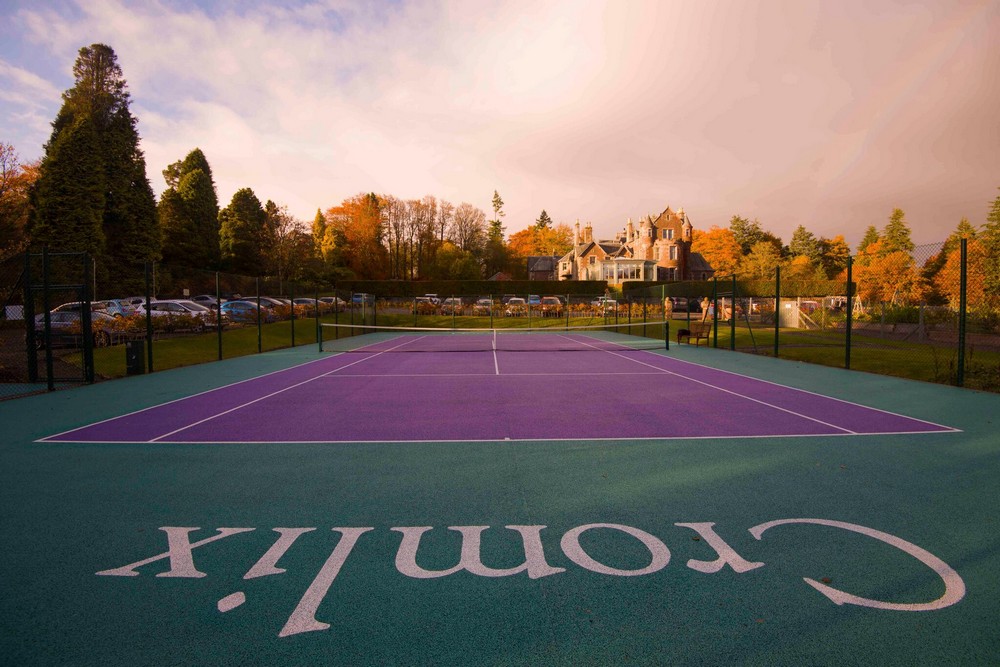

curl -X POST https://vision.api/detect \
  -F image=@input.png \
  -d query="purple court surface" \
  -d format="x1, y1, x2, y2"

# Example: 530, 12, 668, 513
41, 335, 957, 444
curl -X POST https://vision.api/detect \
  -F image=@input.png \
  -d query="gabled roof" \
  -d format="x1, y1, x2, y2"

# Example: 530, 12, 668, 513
527, 256, 559, 272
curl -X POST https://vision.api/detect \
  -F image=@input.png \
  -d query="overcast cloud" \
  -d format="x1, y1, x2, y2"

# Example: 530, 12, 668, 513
2, 0, 998, 248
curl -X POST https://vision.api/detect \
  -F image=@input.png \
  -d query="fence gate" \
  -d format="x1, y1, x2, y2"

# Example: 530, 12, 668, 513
22, 249, 94, 391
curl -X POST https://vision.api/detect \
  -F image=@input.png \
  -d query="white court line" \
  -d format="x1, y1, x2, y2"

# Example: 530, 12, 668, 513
147, 335, 427, 442
561, 334, 859, 434
47, 429, 958, 445
634, 346, 961, 433
36, 351, 361, 443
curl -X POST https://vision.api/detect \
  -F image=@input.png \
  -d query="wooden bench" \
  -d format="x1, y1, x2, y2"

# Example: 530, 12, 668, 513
676, 322, 711, 346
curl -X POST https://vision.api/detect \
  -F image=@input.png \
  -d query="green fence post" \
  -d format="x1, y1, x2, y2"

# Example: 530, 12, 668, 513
315, 285, 321, 351
216, 271, 223, 361
845, 256, 853, 370
730, 274, 737, 351
256, 277, 262, 353
957, 238, 967, 387
81, 252, 94, 383
24, 252, 37, 382
145, 262, 154, 373
41, 247, 54, 391
712, 277, 719, 348
774, 266, 780, 358
290, 282, 296, 348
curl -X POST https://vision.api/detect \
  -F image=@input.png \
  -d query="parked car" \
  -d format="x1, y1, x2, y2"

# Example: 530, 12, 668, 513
440, 297, 464, 315
220, 300, 277, 324
103, 298, 139, 317
352, 293, 374, 306
528, 294, 541, 307
505, 297, 527, 317
136, 299, 220, 330
52, 301, 108, 314
318, 296, 346, 312
32, 311, 118, 349
190, 294, 225, 308
539, 296, 563, 317
292, 297, 324, 314
412, 297, 438, 315
422, 294, 440, 305
472, 298, 494, 316
592, 297, 618, 314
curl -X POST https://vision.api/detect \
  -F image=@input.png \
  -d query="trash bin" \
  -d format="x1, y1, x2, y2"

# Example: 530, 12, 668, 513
125, 340, 145, 375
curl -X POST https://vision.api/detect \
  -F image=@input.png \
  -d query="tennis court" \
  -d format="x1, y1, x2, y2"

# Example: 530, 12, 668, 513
2, 323, 999, 665
42, 324, 955, 444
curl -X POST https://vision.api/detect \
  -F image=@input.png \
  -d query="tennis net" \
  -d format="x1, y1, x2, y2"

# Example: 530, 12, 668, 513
320, 321, 668, 353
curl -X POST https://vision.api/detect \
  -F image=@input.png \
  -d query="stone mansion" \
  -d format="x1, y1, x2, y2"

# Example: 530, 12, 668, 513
557, 205, 714, 283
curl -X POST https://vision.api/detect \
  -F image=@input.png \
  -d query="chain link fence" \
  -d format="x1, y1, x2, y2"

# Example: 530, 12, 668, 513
3, 238, 997, 400
627, 238, 998, 392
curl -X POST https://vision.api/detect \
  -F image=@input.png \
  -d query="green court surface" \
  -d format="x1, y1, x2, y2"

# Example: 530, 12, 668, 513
1, 344, 998, 665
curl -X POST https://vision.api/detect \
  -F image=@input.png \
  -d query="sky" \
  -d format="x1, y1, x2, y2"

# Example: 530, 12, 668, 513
2, 0, 999, 250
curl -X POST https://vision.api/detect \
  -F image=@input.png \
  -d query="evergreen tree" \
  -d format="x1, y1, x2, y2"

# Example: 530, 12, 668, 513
858, 225, 880, 253
158, 148, 219, 268
219, 188, 267, 275
881, 208, 915, 255
311, 209, 327, 258
28, 116, 105, 255
31, 43, 159, 281
729, 215, 765, 255
789, 225, 821, 262
980, 188, 1000, 304
157, 188, 194, 264
486, 190, 507, 276
535, 209, 552, 230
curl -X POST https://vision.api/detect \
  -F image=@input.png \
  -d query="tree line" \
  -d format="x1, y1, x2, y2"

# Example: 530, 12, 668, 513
691, 203, 1000, 312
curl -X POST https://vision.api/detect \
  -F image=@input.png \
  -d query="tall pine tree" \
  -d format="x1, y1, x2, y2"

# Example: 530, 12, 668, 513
159, 148, 220, 268
30, 44, 159, 284
219, 188, 267, 275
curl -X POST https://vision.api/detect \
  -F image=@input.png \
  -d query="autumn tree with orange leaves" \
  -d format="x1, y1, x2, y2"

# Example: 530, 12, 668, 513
691, 226, 742, 276
322, 193, 389, 280
0, 142, 38, 259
